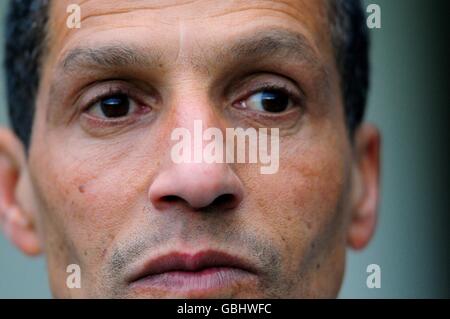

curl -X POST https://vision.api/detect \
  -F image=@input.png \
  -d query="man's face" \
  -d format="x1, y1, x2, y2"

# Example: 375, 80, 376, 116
3, 0, 379, 298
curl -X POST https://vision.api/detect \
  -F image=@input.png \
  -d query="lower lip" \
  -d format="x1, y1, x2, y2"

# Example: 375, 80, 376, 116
130, 267, 254, 293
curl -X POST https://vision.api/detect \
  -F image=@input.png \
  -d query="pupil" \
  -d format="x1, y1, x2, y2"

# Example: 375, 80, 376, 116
100, 94, 130, 118
261, 90, 289, 113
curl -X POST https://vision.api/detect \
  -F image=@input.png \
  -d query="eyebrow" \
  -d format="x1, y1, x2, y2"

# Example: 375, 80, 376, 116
60, 44, 162, 71
59, 28, 322, 72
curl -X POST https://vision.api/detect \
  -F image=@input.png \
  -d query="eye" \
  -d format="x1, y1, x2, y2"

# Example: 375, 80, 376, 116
239, 89, 294, 113
87, 93, 137, 119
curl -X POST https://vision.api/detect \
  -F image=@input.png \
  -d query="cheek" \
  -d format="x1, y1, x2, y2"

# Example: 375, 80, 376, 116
247, 133, 351, 287
28, 137, 161, 291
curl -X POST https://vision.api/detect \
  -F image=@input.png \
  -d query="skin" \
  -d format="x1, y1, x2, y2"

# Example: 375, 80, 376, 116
0, 0, 380, 298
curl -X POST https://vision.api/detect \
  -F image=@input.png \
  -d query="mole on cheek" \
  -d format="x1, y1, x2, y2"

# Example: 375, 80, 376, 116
78, 185, 85, 193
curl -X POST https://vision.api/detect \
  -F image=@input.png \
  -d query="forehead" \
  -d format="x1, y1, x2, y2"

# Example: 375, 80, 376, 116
50, 0, 330, 27
47, 0, 333, 63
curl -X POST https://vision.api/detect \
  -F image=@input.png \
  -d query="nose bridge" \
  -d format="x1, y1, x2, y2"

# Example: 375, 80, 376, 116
174, 100, 219, 136
148, 85, 244, 211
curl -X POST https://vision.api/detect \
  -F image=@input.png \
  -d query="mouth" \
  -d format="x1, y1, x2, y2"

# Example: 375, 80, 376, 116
127, 250, 258, 295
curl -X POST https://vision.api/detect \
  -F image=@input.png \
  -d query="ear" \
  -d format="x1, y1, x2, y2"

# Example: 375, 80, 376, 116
0, 127, 41, 255
347, 123, 381, 250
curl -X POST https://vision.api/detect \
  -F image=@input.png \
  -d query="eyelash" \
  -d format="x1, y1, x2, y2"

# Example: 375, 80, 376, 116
83, 86, 134, 112
236, 82, 304, 108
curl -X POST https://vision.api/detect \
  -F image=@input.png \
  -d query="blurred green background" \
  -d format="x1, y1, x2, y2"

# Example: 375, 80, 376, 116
0, 0, 448, 298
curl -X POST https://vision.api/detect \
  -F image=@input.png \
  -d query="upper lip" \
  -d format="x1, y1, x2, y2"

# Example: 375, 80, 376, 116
128, 250, 257, 283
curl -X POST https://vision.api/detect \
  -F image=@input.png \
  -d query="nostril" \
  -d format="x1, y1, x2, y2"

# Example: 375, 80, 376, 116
162, 195, 179, 202
211, 193, 239, 210
160, 195, 184, 203
148, 164, 244, 211
154, 195, 192, 210
158, 193, 238, 211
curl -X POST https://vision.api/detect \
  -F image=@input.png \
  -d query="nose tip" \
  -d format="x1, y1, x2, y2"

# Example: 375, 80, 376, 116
148, 162, 244, 211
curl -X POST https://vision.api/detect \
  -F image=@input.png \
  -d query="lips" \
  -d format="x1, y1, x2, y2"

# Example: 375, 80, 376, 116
128, 250, 257, 294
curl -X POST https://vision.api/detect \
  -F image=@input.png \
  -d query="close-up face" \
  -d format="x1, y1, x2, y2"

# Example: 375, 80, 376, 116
0, 0, 380, 298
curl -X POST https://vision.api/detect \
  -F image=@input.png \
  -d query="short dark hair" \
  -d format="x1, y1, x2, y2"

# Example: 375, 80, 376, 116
5, 0, 49, 149
4, 0, 369, 149
328, 0, 370, 137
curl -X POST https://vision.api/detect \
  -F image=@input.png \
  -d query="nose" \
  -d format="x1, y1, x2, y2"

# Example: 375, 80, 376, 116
148, 161, 244, 211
